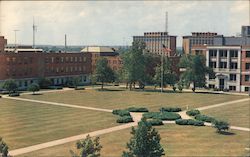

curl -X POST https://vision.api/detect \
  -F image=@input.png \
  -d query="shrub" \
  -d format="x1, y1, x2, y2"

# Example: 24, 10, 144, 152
117, 116, 134, 123
143, 112, 181, 121
160, 107, 182, 112
195, 114, 216, 123
212, 120, 229, 133
9, 92, 20, 97
112, 109, 130, 117
147, 119, 163, 126
127, 107, 149, 112
175, 119, 204, 126
186, 109, 200, 116
75, 87, 85, 90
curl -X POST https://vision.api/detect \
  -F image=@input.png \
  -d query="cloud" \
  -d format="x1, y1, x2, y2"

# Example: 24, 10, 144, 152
0, 1, 248, 46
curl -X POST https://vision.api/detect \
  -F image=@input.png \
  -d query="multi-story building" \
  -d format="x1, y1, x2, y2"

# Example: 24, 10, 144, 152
183, 32, 218, 54
133, 32, 176, 56
0, 36, 7, 52
81, 46, 122, 72
241, 46, 250, 92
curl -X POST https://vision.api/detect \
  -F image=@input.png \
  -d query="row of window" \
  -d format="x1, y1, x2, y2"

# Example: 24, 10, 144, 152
209, 50, 238, 57
46, 66, 87, 73
208, 85, 249, 92
209, 62, 250, 70
6, 68, 33, 77
6, 57, 33, 64
45, 56, 87, 63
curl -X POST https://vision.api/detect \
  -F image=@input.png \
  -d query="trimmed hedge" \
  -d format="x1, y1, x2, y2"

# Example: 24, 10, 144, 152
143, 112, 181, 121
147, 119, 163, 126
195, 114, 216, 123
116, 116, 134, 123
112, 109, 130, 117
127, 107, 149, 112
186, 109, 200, 116
160, 107, 182, 112
175, 119, 204, 126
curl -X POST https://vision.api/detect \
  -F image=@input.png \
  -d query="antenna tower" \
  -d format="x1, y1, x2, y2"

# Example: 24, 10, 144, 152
33, 17, 37, 49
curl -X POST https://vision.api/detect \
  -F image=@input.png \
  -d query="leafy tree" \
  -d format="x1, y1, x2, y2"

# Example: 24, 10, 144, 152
177, 79, 184, 92
212, 120, 230, 133
94, 58, 115, 90
38, 78, 52, 89
2, 79, 18, 95
179, 55, 214, 92
73, 77, 81, 89
121, 41, 147, 90
28, 83, 40, 94
122, 118, 164, 157
72, 135, 102, 157
0, 137, 8, 157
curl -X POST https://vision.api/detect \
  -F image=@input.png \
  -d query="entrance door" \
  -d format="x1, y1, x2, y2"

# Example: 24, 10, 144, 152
219, 79, 224, 91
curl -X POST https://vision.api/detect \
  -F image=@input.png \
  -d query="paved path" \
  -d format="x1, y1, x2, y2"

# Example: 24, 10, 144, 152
3, 96, 113, 113
204, 122, 250, 132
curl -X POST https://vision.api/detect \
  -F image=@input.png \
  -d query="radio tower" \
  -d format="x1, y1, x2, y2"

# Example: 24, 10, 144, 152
33, 17, 37, 49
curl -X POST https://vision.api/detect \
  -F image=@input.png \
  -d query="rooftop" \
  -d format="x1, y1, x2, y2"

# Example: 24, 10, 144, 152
80, 46, 116, 53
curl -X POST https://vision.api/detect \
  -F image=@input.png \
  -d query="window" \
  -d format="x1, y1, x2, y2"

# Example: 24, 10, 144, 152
75, 57, 77, 62
70, 57, 73, 62
66, 57, 69, 62
61, 57, 64, 62
219, 50, 227, 57
51, 57, 54, 63
246, 51, 250, 58
230, 63, 238, 69
246, 63, 250, 70
83, 57, 86, 62
229, 86, 236, 91
230, 50, 238, 57
229, 74, 237, 81
209, 84, 215, 89
245, 87, 249, 92
209, 62, 216, 68
245, 75, 250, 82
219, 62, 227, 68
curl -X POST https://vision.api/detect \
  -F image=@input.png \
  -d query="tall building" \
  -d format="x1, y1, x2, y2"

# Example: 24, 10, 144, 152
241, 26, 250, 37
0, 36, 7, 52
133, 32, 177, 56
183, 32, 218, 54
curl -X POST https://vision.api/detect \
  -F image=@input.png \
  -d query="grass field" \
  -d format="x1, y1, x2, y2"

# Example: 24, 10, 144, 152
19, 124, 250, 157
203, 100, 250, 128
0, 99, 118, 150
20, 88, 247, 111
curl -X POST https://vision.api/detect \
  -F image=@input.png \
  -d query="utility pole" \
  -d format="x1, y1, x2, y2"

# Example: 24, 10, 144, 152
249, 0, 250, 25
14, 29, 19, 50
33, 17, 37, 49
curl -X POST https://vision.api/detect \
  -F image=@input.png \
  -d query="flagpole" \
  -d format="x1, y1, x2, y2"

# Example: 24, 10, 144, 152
161, 48, 164, 93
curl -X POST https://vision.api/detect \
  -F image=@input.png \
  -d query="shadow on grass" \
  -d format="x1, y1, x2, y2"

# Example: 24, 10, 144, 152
195, 91, 225, 95
217, 131, 236, 136
31, 93, 43, 96
96, 88, 126, 92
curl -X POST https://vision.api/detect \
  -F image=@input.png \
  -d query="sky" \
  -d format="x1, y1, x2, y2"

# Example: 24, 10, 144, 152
0, 0, 249, 46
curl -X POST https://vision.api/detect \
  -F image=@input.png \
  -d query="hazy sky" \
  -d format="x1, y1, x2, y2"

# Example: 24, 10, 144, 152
0, 1, 248, 46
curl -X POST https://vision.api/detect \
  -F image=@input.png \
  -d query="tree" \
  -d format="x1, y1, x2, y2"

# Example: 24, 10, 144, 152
73, 77, 81, 89
2, 79, 18, 95
73, 135, 102, 157
0, 137, 8, 157
122, 118, 164, 157
28, 83, 40, 94
94, 58, 115, 90
38, 78, 52, 89
121, 41, 147, 90
212, 120, 230, 133
179, 55, 214, 92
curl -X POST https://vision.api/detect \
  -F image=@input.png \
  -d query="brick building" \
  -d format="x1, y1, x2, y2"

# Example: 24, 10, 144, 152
0, 36, 7, 52
81, 46, 122, 72
241, 46, 250, 92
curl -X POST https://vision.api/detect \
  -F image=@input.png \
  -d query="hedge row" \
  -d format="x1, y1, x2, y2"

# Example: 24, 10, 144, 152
195, 114, 216, 123
112, 109, 130, 117
117, 116, 134, 123
143, 112, 181, 121
160, 107, 182, 112
127, 107, 149, 112
186, 109, 200, 116
147, 119, 164, 126
175, 119, 204, 126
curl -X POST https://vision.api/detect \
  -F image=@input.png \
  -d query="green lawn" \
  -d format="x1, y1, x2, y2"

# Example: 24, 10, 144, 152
203, 100, 250, 128
20, 88, 247, 112
0, 99, 118, 150
19, 124, 250, 157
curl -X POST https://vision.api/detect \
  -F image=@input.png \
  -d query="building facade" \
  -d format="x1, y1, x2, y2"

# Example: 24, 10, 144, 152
133, 32, 176, 56
0, 36, 7, 52
241, 46, 250, 92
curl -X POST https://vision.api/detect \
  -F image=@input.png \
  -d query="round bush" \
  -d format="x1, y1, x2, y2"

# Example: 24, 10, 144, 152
186, 110, 200, 116
147, 119, 163, 126
160, 107, 182, 112
116, 116, 134, 123
175, 119, 204, 126
143, 112, 181, 121
195, 114, 216, 123
112, 109, 130, 117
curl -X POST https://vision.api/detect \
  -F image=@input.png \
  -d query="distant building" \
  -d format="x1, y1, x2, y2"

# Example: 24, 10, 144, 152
183, 32, 218, 55
0, 36, 7, 52
133, 32, 177, 56
241, 26, 250, 37
81, 46, 122, 72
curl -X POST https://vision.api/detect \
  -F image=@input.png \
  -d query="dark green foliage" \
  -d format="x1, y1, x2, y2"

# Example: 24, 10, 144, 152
175, 119, 204, 126
48, 86, 63, 90
28, 83, 40, 94
74, 135, 102, 157
117, 116, 134, 123
94, 58, 115, 90
122, 118, 164, 157
0, 137, 8, 157
9, 92, 20, 97
186, 109, 200, 116
127, 107, 149, 112
147, 119, 163, 126
195, 114, 216, 123
212, 120, 230, 133
112, 109, 131, 117
2, 79, 18, 95
143, 112, 181, 120
160, 107, 182, 112
38, 78, 52, 89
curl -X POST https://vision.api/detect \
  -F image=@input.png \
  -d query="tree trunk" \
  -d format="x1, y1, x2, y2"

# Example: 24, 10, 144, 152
129, 83, 132, 91
126, 82, 128, 89
133, 82, 136, 89
101, 82, 104, 90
